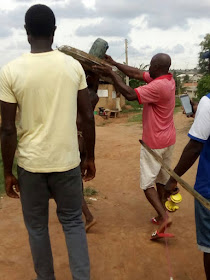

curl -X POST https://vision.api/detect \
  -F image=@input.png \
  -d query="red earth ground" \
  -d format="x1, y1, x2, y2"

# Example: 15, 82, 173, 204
0, 112, 205, 280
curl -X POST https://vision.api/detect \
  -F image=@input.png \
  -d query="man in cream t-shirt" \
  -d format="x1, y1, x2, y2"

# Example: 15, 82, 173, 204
0, 4, 95, 280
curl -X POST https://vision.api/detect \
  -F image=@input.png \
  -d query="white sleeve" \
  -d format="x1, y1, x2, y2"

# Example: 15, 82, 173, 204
188, 96, 210, 143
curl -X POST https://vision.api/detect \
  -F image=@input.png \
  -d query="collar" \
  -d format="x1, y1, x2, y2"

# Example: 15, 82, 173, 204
155, 73, 173, 81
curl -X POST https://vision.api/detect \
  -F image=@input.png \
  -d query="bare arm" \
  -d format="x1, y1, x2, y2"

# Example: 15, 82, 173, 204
77, 88, 96, 180
1, 101, 19, 198
105, 55, 144, 80
173, 139, 203, 176
93, 65, 138, 101
165, 139, 203, 192
86, 71, 99, 110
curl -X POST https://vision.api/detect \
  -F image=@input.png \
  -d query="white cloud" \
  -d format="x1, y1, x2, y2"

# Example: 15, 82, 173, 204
1, 0, 210, 69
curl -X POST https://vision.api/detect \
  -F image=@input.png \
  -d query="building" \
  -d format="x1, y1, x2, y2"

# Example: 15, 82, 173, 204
182, 82, 198, 98
178, 73, 203, 98
96, 83, 125, 111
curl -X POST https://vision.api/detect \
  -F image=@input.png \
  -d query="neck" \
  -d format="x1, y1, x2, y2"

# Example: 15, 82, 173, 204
154, 71, 169, 79
30, 38, 53, 53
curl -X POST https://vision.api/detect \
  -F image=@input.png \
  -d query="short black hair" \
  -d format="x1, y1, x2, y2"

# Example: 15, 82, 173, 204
25, 4, 56, 37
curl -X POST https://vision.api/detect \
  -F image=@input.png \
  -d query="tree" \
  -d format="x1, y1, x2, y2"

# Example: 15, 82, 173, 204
183, 74, 190, 83
198, 34, 210, 74
196, 75, 210, 99
123, 63, 148, 89
172, 70, 183, 95
129, 79, 145, 88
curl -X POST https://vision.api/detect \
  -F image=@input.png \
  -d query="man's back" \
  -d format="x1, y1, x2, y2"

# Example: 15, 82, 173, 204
0, 50, 87, 172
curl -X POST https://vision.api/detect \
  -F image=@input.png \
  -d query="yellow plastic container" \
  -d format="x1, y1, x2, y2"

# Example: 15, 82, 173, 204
165, 201, 179, 212
170, 193, 182, 204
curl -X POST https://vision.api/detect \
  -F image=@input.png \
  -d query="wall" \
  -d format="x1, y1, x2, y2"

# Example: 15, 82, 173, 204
95, 83, 125, 111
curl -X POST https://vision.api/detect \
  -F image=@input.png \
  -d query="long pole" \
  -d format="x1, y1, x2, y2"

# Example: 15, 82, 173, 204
125, 39, 129, 86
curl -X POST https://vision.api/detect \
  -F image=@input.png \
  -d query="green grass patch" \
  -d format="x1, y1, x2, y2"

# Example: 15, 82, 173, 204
83, 186, 98, 197
128, 113, 142, 123
175, 96, 182, 107
122, 100, 143, 113
174, 106, 182, 114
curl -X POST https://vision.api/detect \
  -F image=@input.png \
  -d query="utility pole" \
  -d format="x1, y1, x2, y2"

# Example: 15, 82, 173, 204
125, 39, 129, 86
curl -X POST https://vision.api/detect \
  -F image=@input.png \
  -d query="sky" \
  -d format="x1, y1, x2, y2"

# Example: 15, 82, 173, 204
1, 0, 210, 69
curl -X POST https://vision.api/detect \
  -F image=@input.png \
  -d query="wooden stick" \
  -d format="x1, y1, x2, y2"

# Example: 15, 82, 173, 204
58, 45, 114, 84
140, 140, 210, 210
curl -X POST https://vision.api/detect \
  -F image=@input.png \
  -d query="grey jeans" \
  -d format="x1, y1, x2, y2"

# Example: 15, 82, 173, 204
18, 165, 90, 280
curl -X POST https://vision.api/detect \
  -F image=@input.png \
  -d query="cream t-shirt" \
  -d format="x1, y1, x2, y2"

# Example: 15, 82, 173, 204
0, 50, 87, 172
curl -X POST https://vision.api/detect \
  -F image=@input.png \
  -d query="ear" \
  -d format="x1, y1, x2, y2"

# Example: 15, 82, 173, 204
24, 24, 29, 35
154, 64, 159, 71
52, 26, 57, 36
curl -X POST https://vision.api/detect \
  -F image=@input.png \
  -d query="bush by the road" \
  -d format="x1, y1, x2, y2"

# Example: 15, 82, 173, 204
197, 74, 210, 100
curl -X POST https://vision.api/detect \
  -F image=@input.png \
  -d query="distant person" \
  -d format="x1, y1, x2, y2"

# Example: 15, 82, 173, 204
0, 4, 95, 280
165, 97, 210, 280
93, 53, 176, 239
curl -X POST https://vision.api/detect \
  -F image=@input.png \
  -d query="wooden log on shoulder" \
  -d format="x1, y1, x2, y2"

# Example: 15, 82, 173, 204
140, 140, 210, 210
58, 45, 114, 84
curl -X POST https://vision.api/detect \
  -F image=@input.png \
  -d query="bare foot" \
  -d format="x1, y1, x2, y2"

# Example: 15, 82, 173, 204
85, 218, 97, 233
157, 214, 172, 233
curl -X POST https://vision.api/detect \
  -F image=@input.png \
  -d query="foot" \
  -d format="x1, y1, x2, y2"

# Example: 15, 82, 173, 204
157, 214, 172, 233
85, 218, 97, 233
151, 230, 175, 240
151, 216, 161, 225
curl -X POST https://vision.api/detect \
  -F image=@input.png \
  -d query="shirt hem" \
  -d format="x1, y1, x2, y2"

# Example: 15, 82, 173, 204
142, 140, 176, 150
17, 161, 81, 173
79, 85, 88, 91
0, 97, 17, 104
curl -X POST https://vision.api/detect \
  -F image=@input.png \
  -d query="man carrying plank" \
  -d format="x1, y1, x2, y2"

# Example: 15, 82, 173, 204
78, 71, 99, 232
165, 96, 210, 280
93, 53, 176, 239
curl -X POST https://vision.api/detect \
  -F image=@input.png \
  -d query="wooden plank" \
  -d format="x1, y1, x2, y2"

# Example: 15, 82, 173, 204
140, 140, 210, 210
58, 45, 114, 84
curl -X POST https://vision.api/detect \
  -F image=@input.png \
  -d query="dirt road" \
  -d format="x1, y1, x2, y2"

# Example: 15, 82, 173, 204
0, 112, 205, 280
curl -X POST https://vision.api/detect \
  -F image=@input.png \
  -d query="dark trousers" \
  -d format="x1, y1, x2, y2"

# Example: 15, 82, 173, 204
18, 165, 90, 280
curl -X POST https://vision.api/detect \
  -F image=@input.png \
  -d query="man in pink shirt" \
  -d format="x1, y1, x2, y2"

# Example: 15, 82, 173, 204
93, 53, 176, 239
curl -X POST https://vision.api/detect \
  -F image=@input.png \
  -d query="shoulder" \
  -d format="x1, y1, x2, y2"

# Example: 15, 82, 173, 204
195, 95, 210, 120
188, 95, 210, 140
199, 95, 210, 108
0, 58, 19, 80
143, 72, 153, 83
58, 50, 83, 69
1, 54, 29, 77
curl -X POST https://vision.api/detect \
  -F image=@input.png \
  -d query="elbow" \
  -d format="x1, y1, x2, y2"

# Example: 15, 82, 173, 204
126, 93, 137, 101
84, 113, 95, 126
194, 147, 202, 157
1, 125, 16, 137
188, 139, 203, 157
127, 95, 136, 101
125, 89, 137, 101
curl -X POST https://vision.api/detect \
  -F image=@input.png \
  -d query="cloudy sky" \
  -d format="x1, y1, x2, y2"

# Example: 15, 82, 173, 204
1, 0, 210, 69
